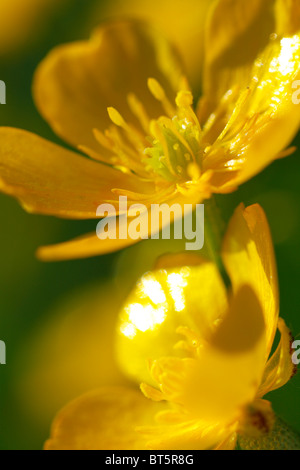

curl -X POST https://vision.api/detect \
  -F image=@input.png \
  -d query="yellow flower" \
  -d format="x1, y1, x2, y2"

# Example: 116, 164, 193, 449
1, 0, 300, 261
44, 204, 297, 450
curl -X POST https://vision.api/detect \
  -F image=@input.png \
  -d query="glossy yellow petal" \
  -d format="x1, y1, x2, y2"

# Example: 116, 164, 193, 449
37, 191, 202, 261
45, 387, 164, 450
275, 0, 300, 36
150, 286, 266, 424
222, 204, 279, 357
37, 232, 139, 262
258, 318, 297, 397
203, 0, 274, 101
225, 33, 300, 186
154, 252, 205, 270
116, 260, 228, 385
201, 1, 300, 188
0, 127, 152, 219
139, 419, 235, 450
34, 20, 185, 154
101, 0, 213, 89
215, 433, 237, 450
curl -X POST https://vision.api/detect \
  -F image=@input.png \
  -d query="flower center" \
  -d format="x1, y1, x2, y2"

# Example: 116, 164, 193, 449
91, 78, 204, 186
143, 83, 204, 182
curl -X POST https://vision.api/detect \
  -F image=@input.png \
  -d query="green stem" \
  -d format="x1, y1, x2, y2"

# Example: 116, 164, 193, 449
203, 197, 229, 284
237, 417, 300, 450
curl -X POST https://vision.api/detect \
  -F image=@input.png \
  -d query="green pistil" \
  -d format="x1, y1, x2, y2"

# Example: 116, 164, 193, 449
144, 117, 201, 182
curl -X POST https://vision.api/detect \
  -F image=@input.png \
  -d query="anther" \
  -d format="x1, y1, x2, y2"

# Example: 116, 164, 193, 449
127, 93, 150, 133
148, 77, 175, 117
107, 107, 126, 127
148, 78, 166, 101
176, 90, 193, 108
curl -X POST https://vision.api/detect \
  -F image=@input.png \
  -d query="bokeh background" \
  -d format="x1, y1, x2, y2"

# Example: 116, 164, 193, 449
0, 0, 299, 450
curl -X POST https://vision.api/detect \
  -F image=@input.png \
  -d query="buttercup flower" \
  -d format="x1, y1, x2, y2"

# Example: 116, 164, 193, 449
0, 0, 300, 261
45, 204, 298, 450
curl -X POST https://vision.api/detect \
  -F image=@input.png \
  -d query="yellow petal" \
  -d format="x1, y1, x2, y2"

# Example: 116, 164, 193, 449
34, 20, 185, 154
45, 387, 164, 450
203, 0, 274, 101
275, 0, 300, 36
215, 433, 237, 450
116, 259, 228, 385
154, 253, 205, 270
258, 318, 297, 397
37, 232, 139, 262
100, 0, 213, 89
37, 192, 202, 261
153, 286, 266, 424
226, 33, 300, 186
202, 2, 300, 187
0, 127, 151, 218
222, 204, 279, 358
139, 419, 235, 450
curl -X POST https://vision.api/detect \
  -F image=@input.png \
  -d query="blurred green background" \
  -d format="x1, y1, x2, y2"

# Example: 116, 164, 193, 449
0, 0, 299, 450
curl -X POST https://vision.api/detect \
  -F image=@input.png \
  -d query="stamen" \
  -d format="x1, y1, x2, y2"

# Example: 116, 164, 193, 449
216, 87, 252, 143
78, 144, 118, 165
92, 79, 207, 186
176, 326, 202, 347
202, 86, 240, 139
127, 93, 150, 133
176, 90, 193, 108
93, 128, 115, 152
107, 106, 146, 151
140, 383, 165, 402
95, 123, 150, 178
187, 162, 201, 181
107, 107, 126, 127
148, 77, 175, 117
176, 90, 201, 132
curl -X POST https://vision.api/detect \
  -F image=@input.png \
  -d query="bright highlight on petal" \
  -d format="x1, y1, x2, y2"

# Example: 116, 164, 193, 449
138, 277, 167, 305
117, 262, 228, 385
270, 36, 300, 76
166, 272, 188, 312
125, 303, 167, 334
